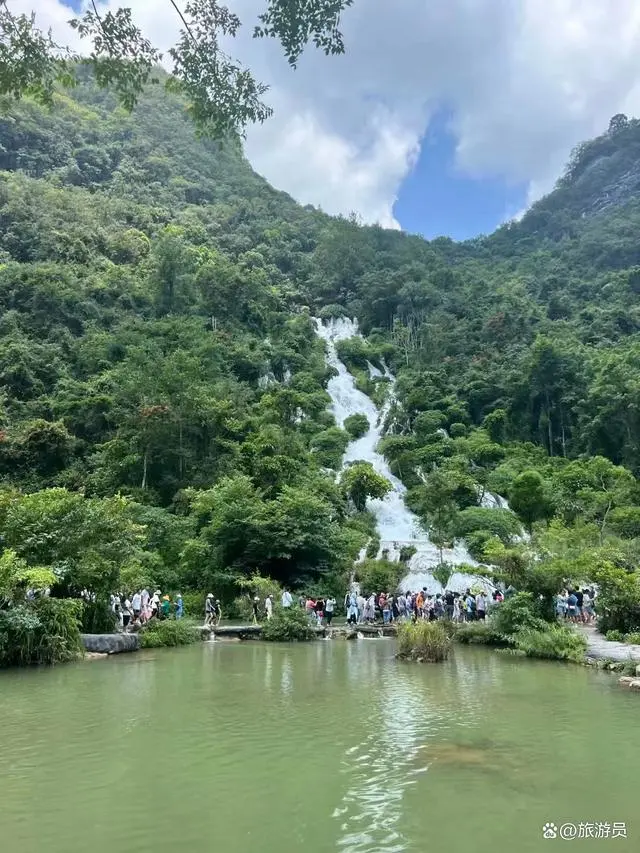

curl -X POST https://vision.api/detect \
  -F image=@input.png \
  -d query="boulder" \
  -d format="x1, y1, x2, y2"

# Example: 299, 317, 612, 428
619, 676, 635, 684
81, 633, 139, 654
629, 680, 640, 690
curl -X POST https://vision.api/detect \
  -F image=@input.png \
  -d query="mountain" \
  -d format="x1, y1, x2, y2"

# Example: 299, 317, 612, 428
2, 76, 640, 608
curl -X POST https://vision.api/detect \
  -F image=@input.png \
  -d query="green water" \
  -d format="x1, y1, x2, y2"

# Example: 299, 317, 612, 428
1, 641, 638, 853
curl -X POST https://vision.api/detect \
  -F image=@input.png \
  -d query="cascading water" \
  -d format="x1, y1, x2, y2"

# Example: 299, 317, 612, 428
315, 317, 493, 594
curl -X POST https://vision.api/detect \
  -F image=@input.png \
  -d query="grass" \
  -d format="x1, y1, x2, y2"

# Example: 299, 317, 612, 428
397, 620, 452, 662
139, 619, 201, 648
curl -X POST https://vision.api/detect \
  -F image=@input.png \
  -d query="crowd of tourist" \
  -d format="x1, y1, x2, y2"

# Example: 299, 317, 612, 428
556, 588, 596, 623
107, 582, 598, 631
108, 589, 183, 629
340, 588, 504, 625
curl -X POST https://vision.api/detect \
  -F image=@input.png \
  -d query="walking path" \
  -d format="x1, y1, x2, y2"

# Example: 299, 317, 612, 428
578, 625, 640, 662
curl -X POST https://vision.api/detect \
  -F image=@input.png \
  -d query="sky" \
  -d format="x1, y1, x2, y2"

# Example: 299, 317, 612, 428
17, 1, 640, 240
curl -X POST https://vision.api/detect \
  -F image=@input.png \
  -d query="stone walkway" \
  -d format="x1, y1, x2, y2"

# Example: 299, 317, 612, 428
578, 625, 640, 662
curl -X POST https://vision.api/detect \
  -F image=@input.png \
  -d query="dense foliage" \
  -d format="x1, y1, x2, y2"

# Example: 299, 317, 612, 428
139, 619, 200, 648
261, 605, 315, 641
3, 76, 640, 655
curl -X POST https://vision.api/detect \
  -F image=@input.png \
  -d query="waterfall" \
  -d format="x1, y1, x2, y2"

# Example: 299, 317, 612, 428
315, 317, 494, 594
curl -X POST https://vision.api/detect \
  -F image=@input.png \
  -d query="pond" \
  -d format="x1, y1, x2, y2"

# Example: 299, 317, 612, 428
1, 640, 638, 853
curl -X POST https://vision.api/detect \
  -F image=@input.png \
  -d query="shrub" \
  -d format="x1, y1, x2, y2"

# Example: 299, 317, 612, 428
432, 562, 453, 589
261, 606, 315, 641
356, 558, 403, 595
318, 304, 347, 320
455, 623, 509, 646
624, 632, 640, 645
491, 592, 547, 639
399, 545, 416, 564
397, 621, 452, 662
455, 507, 522, 543
139, 619, 200, 648
310, 427, 349, 469
181, 591, 206, 619
81, 597, 117, 633
592, 562, 640, 634
0, 598, 82, 667
344, 413, 370, 440
605, 629, 625, 642
513, 625, 587, 663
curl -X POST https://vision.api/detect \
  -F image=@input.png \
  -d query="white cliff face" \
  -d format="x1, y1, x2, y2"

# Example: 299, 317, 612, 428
315, 317, 493, 594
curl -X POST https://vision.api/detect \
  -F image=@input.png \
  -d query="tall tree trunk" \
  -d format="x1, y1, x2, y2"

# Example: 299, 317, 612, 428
141, 446, 149, 490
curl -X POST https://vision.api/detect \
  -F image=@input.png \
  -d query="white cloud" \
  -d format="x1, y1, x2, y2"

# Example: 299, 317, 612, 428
19, 1, 640, 228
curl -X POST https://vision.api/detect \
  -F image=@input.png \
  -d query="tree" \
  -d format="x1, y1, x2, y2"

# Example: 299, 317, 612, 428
408, 468, 460, 563
509, 470, 554, 534
340, 462, 391, 512
0, 1, 353, 137
343, 413, 369, 440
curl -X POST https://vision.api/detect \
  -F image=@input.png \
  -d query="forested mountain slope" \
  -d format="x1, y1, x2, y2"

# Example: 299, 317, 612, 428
2, 75, 640, 608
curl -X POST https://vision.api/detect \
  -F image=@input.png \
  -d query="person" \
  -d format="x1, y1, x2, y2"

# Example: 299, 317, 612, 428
141, 587, 150, 613
252, 595, 260, 624
175, 594, 183, 620
325, 596, 336, 625
214, 599, 222, 627
391, 594, 399, 622
161, 595, 171, 619
582, 589, 593, 623
265, 594, 273, 620
574, 587, 584, 622
567, 589, 578, 623
453, 594, 461, 623
151, 590, 161, 619
315, 597, 325, 626
131, 589, 142, 623
444, 590, 455, 620
357, 592, 366, 623
556, 590, 568, 620
205, 592, 215, 626
475, 591, 487, 621
382, 594, 391, 624
281, 588, 293, 608
298, 593, 306, 609
397, 593, 407, 620
364, 593, 375, 623
347, 592, 358, 625
416, 589, 424, 616
112, 593, 123, 628
305, 596, 316, 622
122, 596, 132, 629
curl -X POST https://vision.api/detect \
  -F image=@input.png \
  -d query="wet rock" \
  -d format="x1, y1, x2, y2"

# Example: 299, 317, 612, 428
629, 680, 640, 690
619, 676, 635, 684
81, 633, 139, 654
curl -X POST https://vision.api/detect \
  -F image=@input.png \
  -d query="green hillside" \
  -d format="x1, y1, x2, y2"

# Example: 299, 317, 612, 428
2, 77, 640, 635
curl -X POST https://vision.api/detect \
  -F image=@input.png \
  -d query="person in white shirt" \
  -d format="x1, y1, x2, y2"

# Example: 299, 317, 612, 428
131, 590, 142, 621
265, 595, 273, 620
281, 589, 293, 608
475, 592, 487, 621
324, 597, 336, 626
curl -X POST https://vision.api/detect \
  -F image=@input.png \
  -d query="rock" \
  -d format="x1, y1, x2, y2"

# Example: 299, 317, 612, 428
81, 633, 139, 654
345, 630, 357, 641
628, 680, 640, 690
619, 676, 635, 684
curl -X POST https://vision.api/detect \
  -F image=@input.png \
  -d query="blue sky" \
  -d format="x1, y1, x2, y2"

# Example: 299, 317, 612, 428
392, 111, 528, 240
47, 1, 640, 241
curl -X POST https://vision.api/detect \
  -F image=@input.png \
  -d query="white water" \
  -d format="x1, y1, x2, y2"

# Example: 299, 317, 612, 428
315, 318, 493, 594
